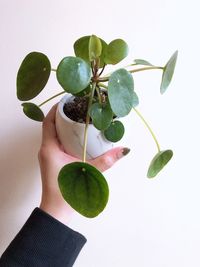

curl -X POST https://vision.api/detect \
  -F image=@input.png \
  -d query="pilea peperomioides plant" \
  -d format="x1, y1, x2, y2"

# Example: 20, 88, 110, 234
16, 34, 178, 218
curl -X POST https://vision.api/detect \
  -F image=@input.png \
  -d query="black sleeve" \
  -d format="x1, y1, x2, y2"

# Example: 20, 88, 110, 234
0, 208, 87, 267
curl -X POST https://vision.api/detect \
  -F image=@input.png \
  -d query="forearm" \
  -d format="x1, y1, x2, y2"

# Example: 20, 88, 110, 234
0, 208, 86, 267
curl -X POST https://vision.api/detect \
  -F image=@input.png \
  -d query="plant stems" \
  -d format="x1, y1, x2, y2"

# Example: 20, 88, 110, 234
98, 66, 163, 82
38, 91, 66, 107
129, 66, 163, 74
82, 82, 96, 162
51, 68, 57, 72
133, 107, 161, 152
98, 83, 108, 90
98, 64, 106, 76
96, 86, 102, 103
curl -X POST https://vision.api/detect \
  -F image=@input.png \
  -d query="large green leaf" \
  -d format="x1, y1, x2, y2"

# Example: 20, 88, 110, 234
104, 120, 125, 142
17, 52, 51, 101
89, 102, 113, 130
21, 102, 44, 122
133, 59, 153, 66
108, 68, 134, 117
147, 150, 173, 178
57, 56, 91, 94
160, 50, 178, 94
74, 36, 107, 68
58, 162, 109, 218
89, 35, 102, 61
104, 39, 129, 65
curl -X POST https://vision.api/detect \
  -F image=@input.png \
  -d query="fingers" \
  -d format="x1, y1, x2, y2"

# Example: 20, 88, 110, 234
90, 147, 130, 172
42, 104, 59, 146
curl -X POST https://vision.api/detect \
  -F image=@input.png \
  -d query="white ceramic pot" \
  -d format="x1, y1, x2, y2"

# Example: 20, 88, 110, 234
55, 94, 113, 160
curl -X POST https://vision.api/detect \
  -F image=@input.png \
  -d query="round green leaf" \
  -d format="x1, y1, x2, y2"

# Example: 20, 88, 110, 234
74, 36, 107, 68
104, 120, 125, 142
89, 102, 113, 130
160, 50, 178, 94
22, 102, 44, 122
147, 150, 173, 178
57, 57, 91, 94
133, 91, 139, 107
89, 35, 102, 61
108, 68, 134, 117
17, 52, 51, 101
104, 39, 129, 65
133, 59, 153, 66
58, 162, 109, 218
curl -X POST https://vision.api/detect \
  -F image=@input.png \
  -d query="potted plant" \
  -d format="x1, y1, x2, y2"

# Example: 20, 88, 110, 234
16, 34, 178, 218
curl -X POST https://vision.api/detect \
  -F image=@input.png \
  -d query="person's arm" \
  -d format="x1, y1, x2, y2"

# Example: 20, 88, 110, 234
0, 208, 87, 267
0, 104, 130, 267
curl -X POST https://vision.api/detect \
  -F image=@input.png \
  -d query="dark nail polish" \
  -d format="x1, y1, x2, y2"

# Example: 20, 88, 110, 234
122, 147, 131, 156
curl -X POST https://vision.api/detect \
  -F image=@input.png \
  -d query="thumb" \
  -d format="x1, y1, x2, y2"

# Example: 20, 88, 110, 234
90, 147, 131, 172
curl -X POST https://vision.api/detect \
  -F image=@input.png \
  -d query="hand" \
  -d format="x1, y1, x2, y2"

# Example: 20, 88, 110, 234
38, 104, 130, 224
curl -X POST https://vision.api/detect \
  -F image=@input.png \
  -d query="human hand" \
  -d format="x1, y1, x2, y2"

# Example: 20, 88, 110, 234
38, 104, 130, 224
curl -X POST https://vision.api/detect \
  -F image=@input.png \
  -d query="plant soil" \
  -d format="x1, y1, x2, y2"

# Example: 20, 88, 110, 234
63, 96, 91, 123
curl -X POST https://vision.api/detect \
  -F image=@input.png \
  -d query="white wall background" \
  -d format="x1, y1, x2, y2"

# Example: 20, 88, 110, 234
0, 0, 199, 266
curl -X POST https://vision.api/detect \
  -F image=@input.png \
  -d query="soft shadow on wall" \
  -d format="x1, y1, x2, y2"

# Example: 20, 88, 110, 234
0, 126, 41, 250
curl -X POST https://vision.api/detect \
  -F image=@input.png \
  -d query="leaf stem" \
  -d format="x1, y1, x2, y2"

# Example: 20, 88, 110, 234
96, 85, 102, 104
129, 66, 163, 74
98, 63, 106, 76
133, 107, 161, 152
82, 82, 96, 162
38, 91, 66, 107
51, 68, 57, 72
98, 83, 108, 90
98, 66, 163, 82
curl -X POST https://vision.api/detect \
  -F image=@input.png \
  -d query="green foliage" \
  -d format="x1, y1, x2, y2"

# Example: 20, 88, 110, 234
56, 56, 91, 94
108, 69, 134, 117
89, 35, 102, 61
160, 51, 178, 94
89, 102, 113, 130
104, 120, 125, 142
21, 103, 44, 121
74, 35, 107, 68
147, 150, 173, 178
58, 162, 109, 218
17, 52, 51, 101
104, 39, 129, 65
16, 35, 178, 217
74, 84, 91, 97
133, 59, 153, 66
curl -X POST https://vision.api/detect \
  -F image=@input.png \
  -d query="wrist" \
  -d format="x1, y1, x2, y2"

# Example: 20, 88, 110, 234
39, 192, 74, 225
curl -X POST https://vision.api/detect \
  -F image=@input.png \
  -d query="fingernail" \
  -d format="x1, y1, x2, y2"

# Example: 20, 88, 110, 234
122, 147, 131, 156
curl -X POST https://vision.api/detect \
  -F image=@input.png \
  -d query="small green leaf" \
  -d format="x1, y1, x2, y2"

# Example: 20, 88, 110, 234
22, 102, 44, 122
74, 36, 107, 68
147, 150, 173, 178
17, 52, 51, 101
57, 57, 91, 94
89, 102, 113, 130
160, 50, 178, 94
104, 39, 129, 65
133, 59, 153, 66
104, 120, 125, 142
89, 35, 102, 61
108, 68, 134, 117
58, 162, 109, 218
133, 91, 139, 107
